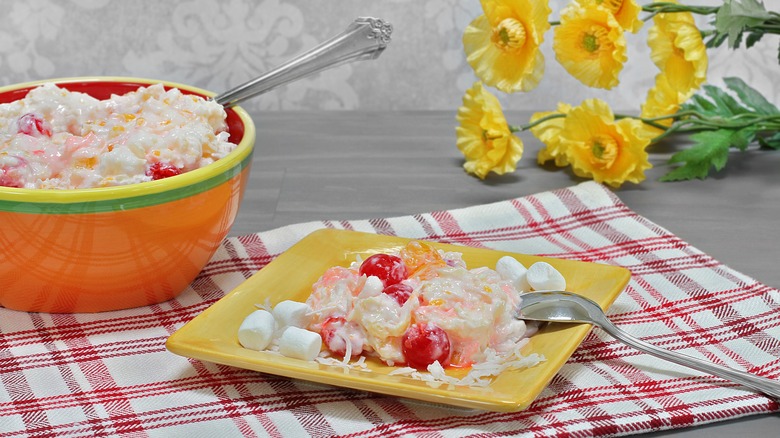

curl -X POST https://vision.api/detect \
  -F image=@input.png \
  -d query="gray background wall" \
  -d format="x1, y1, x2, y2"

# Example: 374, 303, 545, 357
1, 0, 777, 114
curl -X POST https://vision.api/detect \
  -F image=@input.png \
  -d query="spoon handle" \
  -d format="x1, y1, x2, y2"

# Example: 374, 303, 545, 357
595, 316, 780, 399
214, 17, 392, 108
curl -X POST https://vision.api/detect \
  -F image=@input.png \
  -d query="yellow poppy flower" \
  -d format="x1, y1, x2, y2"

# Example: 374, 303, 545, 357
531, 103, 572, 167
647, 1, 707, 99
578, 0, 643, 33
561, 99, 652, 186
640, 73, 681, 138
553, 4, 627, 89
456, 82, 523, 179
463, 0, 552, 93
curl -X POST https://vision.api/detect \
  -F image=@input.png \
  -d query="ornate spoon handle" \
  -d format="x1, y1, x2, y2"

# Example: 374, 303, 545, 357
214, 17, 392, 108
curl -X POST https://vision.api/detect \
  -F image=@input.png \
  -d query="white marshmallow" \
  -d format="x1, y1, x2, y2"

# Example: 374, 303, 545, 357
237, 309, 276, 351
272, 300, 312, 328
358, 275, 384, 299
526, 261, 566, 291
278, 326, 322, 361
495, 256, 531, 292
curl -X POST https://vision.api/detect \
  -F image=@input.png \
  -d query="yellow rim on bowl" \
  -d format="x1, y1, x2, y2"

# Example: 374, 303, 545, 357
0, 77, 256, 214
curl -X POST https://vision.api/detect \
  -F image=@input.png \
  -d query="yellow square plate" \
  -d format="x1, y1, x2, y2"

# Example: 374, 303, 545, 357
166, 228, 631, 412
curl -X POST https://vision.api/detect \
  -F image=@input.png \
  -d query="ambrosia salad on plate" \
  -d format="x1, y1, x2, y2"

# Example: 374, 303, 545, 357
307, 241, 531, 369
240, 241, 566, 387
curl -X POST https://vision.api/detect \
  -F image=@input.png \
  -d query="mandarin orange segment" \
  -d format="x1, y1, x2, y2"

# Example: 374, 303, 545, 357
399, 241, 446, 280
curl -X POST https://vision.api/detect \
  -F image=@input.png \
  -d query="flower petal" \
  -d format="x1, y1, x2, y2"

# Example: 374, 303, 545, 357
578, 0, 643, 33
561, 99, 652, 186
531, 102, 572, 166
647, 1, 708, 98
456, 82, 524, 179
463, 0, 551, 93
553, 5, 627, 89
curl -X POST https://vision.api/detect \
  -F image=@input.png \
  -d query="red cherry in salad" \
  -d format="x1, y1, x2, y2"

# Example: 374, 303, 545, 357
17, 113, 52, 137
401, 323, 451, 369
383, 282, 413, 306
0, 170, 22, 188
0, 160, 26, 188
359, 253, 407, 287
320, 316, 363, 357
146, 162, 182, 180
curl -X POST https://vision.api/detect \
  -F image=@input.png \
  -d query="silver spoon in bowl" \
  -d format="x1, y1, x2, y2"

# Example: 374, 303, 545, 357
518, 290, 780, 399
213, 17, 392, 108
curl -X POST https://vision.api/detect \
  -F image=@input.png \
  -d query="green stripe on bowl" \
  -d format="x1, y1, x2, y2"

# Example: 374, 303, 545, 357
0, 151, 252, 214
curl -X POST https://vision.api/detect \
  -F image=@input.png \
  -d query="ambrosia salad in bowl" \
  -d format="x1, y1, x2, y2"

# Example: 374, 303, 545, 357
0, 77, 255, 313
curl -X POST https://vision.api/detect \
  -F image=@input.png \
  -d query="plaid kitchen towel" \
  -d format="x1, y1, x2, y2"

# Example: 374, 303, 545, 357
1, 181, 778, 437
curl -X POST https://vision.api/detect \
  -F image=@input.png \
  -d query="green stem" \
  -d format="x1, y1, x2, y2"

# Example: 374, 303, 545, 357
641, 2, 720, 18
648, 113, 780, 143
614, 112, 670, 131
521, 109, 780, 141
512, 112, 567, 133
643, 4, 720, 14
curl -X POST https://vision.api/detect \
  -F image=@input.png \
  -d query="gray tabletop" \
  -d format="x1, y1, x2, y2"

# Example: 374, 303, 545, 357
229, 110, 780, 437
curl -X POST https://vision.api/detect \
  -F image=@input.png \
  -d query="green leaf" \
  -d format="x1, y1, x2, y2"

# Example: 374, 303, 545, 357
705, 32, 729, 49
702, 84, 747, 116
745, 30, 764, 48
729, 0, 773, 19
731, 32, 745, 50
682, 85, 740, 117
731, 127, 757, 151
714, 0, 774, 49
681, 79, 779, 124
682, 94, 718, 114
724, 77, 780, 115
660, 162, 712, 182
759, 132, 780, 149
660, 130, 734, 181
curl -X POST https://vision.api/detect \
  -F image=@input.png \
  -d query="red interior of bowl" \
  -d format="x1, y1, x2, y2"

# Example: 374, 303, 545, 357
0, 80, 245, 144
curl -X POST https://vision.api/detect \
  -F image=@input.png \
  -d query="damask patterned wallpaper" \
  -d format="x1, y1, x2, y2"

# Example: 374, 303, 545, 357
1, 0, 777, 114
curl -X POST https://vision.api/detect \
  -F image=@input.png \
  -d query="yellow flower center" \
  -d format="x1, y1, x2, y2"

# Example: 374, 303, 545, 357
589, 134, 619, 168
582, 25, 609, 54
482, 128, 503, 143
492, 18, 527, 51
595, 0, 623, 14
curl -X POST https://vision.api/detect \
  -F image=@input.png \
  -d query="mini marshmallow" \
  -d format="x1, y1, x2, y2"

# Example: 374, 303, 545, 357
238, 309, 276, 351
272, 300, 312, 328
495, 256, 530, 292
278, 326, 322, 361
358, 275, 384, 299
526, 261, 566, 291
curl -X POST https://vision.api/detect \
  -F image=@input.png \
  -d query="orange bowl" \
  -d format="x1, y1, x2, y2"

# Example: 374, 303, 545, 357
0, 77, 256, 313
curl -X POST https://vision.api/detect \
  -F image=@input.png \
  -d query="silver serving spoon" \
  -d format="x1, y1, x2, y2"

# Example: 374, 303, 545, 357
518, 291, 780, 399
213, 17, 392, 108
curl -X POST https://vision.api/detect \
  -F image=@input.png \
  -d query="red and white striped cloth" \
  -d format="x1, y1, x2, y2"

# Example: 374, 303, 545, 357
2, 181, 778, 437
